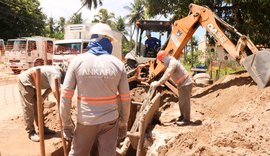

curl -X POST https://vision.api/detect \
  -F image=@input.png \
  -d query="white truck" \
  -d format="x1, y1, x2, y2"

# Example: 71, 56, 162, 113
5, 36, 54, 74
52, 24, 123, 66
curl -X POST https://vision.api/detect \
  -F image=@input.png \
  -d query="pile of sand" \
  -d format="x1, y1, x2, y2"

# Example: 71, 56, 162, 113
143, 71, 270, 156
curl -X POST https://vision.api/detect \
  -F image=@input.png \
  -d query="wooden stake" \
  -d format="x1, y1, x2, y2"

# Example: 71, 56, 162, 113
54, 78, 68, 156
36, 68, 45, 156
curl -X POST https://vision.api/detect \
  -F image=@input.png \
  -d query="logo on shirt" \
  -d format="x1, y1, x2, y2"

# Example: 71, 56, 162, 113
82, 58, 117, 78
93, 59, 104, 68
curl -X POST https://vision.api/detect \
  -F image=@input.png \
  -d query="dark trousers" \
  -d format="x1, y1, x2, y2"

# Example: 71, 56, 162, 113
178, 84, 192, 121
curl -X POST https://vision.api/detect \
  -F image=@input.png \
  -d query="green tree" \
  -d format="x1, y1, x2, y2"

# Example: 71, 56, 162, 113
189, 36, 199, 67
47, 17, 56, 36
113, 16, 131, 55
69, 12, 83, 24
114, 16, 127, 35
57, 17, 66, 33
124, 0, 145, 48
44, 17, 66, 39
145, 0, 270, 47
0, 0, 46, 40
81, 0, 103, 9
92, 9, 115, 27
53, 17, 66, 39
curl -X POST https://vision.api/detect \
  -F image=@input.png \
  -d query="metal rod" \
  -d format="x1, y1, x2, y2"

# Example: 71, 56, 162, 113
36, 68, 45, 156
54, 78, 68, 156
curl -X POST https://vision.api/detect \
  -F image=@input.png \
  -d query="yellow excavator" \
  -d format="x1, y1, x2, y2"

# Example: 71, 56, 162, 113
119, 3, 270, 156
127, 3, 270, 88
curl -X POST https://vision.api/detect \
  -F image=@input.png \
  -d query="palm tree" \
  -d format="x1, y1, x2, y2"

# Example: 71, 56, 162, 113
57, 17, 66, 33
124, 0, 145, 43
81, 0, 103, 10
114, 16, 127, 35
69, 13, 83, 24
47, 17, 55, 36
92, 9, 115, 28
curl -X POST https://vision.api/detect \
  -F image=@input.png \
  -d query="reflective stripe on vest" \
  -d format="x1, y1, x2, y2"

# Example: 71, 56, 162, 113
62, 89, 75, 99
119, 93, 130, 101
78, 95, 118, 104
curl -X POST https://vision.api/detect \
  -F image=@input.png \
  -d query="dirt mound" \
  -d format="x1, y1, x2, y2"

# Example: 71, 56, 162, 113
146, 71, 270, 155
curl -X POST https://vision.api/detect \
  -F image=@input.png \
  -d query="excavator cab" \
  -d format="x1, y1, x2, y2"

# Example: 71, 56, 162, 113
134, 20, 172, 58
125, 20, 171, 65
124, 20, 172, 83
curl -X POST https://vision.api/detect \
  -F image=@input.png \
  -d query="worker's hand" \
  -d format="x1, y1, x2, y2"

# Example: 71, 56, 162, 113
118, 122, 128, 140
150, 81, 160, 88
63, 127, 74, 141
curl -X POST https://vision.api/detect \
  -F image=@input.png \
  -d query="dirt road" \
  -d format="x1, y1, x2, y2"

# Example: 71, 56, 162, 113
0, 71, 62, 156
1, 65, 270, 155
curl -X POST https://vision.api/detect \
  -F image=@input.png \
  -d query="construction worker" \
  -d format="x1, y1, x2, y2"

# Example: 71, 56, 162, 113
60, 23, 130, 156
144, 30, 161, 57
150, 50, 193, 126
17, 64, 67, 142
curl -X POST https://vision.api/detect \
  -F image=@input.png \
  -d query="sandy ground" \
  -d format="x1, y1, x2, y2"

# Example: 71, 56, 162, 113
0, 65, 64, 155
144, 71, 270, 156
1, 65, 270, 155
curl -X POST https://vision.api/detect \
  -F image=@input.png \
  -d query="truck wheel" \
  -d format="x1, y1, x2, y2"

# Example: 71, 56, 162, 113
34, 59, 44, 67
12, 69, 21, 74
47, 60, 52, 65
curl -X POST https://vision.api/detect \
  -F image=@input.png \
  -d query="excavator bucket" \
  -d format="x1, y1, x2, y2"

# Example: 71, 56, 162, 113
242, 50, 270, 88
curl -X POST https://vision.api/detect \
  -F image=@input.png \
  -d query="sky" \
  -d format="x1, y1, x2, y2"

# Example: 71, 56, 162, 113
39, 0, 132, 22
39, 0, 206, 41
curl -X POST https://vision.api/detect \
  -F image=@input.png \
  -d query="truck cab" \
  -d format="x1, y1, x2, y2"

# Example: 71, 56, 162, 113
53, 39, 90, 65
5, 36, 54, 74
53, 23, 123, 65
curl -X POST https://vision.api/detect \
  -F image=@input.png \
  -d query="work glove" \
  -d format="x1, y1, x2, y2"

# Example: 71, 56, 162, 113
150, 81, 160, 88
118, 122, 128, 140
63, 128, 74, 141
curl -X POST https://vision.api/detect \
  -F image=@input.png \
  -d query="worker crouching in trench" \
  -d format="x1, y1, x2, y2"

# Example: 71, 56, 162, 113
17, 64, 67, 142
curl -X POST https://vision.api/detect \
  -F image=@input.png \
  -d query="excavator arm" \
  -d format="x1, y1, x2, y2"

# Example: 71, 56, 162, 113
150, 3, 270, 88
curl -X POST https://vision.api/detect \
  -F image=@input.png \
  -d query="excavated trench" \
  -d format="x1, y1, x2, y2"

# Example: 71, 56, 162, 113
44, 84, 165, 156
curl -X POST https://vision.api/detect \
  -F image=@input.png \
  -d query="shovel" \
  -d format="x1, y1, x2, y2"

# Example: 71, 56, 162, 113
242, 50, 270, 88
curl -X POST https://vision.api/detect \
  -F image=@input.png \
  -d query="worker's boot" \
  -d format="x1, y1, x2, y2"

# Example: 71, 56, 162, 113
176, 119, 191, 126
177, 115, 184, 122
28, 130, 40, 142
36, 127, 56, 135
44, 127, 56, 135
